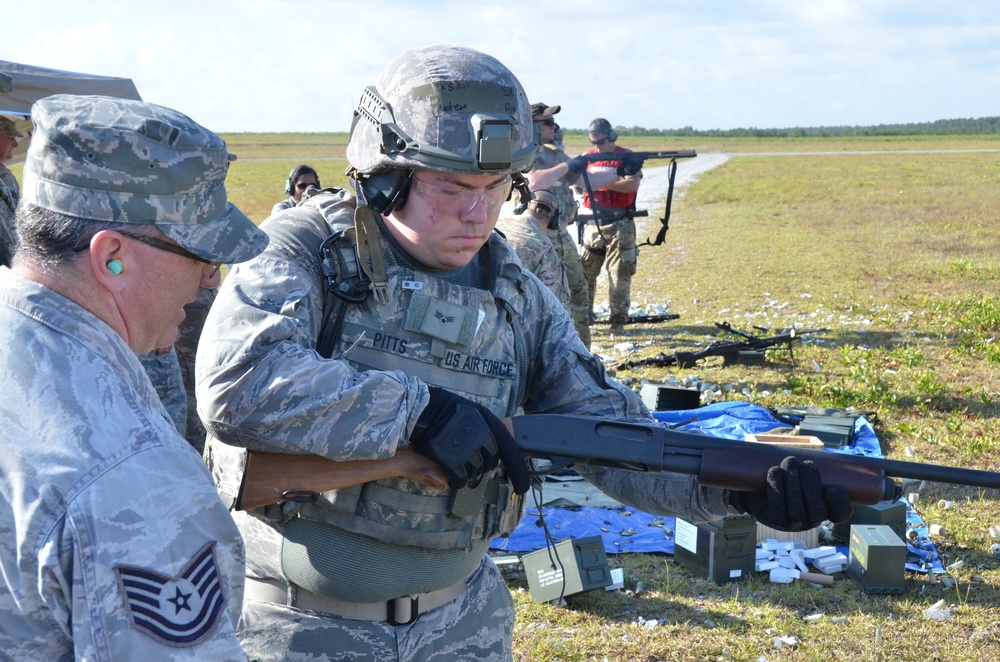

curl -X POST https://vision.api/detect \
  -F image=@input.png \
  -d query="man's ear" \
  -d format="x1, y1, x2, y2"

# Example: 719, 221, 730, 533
88, 230, 129, 293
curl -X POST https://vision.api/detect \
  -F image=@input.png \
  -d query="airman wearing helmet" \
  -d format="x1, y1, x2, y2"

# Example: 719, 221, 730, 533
196, 44, 848, 662
495, 188, 571, 309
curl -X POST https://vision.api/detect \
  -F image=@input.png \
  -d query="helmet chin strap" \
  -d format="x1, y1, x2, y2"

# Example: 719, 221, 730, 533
353, 204, 390, 306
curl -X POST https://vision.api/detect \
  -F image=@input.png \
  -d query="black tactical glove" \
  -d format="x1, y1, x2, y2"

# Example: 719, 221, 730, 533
728, 457, 853, 531
410, 387, 530, 495
616, 156, 643, 177
566, 155, 588, 176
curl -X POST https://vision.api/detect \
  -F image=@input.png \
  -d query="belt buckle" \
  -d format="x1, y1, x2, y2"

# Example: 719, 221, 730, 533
387, 595, 419, 626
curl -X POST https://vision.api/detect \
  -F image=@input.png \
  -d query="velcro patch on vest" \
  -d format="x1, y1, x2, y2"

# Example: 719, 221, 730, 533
404, 293, 477, 346
441, 349, 515, 380
113, 542, 227, 647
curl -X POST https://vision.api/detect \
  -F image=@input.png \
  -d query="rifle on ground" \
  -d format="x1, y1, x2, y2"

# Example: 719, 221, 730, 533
236, 414, 1000, 511
615, 322, 825, 371
593, 312, 680, 326
572, 149, 697, 247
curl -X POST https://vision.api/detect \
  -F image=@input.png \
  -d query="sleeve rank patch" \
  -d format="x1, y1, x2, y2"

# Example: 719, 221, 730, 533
113, 542, 227, 647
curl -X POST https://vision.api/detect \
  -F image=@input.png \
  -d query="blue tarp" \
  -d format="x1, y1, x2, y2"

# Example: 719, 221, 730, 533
491, 402, 943, 574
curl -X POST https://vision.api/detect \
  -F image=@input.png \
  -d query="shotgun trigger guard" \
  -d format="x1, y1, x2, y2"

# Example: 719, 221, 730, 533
281, 490, 320, 503
530, 456, 576, 476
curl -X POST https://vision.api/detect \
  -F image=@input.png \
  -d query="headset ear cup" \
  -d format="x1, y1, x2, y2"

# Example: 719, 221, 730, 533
608, 128, 618, 143
284, 166, 298, 196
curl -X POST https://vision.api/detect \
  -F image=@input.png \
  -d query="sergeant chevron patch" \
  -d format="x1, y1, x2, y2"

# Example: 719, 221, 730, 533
114, 542, 227, 646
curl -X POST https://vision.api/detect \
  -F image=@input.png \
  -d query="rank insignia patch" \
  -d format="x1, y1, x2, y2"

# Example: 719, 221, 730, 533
114, 542, 227, 646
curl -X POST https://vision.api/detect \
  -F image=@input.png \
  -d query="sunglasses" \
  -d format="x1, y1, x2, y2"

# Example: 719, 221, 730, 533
295, 182, 317, 191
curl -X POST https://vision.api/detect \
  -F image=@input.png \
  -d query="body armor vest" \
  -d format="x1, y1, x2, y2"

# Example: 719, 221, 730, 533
290, 194, 529, 555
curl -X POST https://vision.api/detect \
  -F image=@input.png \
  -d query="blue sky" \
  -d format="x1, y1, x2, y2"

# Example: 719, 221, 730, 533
4, 0, 999, 133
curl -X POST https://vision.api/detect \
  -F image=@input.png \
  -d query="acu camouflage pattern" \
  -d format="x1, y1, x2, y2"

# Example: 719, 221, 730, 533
495, 213, 571, 312
23, 94, 267, 264
0, 268, 246, 660
174, 287, 218, 453
546, 223, 592, 347
270, 196, 295, 217
531, 143, 578, 227
138, 347, 188, 436
0, 163, 19, 266
346, 45, 536, 176
529, 142, 592, 345
582, 216, 639, 325
236, 536, 514, 662
197, 188, 733, 660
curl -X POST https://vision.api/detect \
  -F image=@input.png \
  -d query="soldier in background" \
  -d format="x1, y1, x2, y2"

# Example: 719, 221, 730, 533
522, 103, 592, 347
579, 118, 642, 335
496, 189, 570, 311
0, 115, 25, 267
0, 94, 268, 660
271, 164, 320, 215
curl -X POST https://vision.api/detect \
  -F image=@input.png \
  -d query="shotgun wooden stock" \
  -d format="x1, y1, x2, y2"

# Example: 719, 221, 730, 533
237, 448, 449, 511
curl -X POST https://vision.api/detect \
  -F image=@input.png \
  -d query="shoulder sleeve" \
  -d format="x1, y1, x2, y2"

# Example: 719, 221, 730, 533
57, 446, 247, 661
196, 192, 428, 459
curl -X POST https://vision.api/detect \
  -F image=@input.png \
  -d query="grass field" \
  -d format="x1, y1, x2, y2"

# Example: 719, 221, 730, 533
219, 132, 1000, 661
517, 136, 1000, 661
14, 132, 999, 660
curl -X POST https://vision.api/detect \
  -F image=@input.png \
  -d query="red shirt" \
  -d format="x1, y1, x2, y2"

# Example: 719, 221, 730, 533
581, 146, 637, 210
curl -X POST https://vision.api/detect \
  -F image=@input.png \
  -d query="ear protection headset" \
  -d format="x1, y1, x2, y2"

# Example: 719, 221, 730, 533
352, 169, 413, 215
588, 118, 617, 143
285, 165, 321, 196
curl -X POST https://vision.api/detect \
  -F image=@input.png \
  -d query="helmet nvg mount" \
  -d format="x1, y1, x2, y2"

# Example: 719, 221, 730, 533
346, 45, 538, 213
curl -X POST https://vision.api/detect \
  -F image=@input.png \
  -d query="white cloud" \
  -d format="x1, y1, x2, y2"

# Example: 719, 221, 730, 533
3, 0, 999, 132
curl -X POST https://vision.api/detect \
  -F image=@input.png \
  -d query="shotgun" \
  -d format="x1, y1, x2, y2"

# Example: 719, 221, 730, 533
235, 414, 1000, 511
572, 149, 697, 246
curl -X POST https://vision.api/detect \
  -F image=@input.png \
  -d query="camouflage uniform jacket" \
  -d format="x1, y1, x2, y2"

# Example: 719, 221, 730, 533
495, 214, 571, 312
531, 143, 578, 226
0, 164, 19, 267
270, 196, 295, 216
0, 268, 246, 661
198, 189, 733, 601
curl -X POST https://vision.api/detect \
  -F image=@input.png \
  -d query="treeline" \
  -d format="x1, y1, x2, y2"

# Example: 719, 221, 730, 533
565, 116, 1000, 138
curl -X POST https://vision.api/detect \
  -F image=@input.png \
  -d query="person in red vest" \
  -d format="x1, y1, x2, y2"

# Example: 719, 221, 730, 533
579, 118, 642, 334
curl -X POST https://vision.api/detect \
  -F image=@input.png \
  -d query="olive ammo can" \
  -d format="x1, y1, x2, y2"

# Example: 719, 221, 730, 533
832, 500, 908, 544
848, 524, 907, 594
673, 515, 757, 584
522, 536, 612, 602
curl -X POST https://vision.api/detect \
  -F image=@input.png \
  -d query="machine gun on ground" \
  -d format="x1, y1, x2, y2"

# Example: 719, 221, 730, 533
593, 312, 680, 326
573, 150, 697, 247
615, 322, 825, 371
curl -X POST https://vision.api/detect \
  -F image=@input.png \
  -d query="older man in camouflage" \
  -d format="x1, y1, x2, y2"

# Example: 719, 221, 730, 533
0, 94, 269, 660
197, 45, 851, 662
495, 189, 570, 312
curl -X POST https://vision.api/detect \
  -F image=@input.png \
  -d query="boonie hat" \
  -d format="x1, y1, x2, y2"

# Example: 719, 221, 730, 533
0, 115, 25, 139
23, 94, 268, 264
531, 102, 560, 121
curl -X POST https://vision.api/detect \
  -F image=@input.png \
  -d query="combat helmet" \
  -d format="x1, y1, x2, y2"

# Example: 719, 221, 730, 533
346, 44, 537, 213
